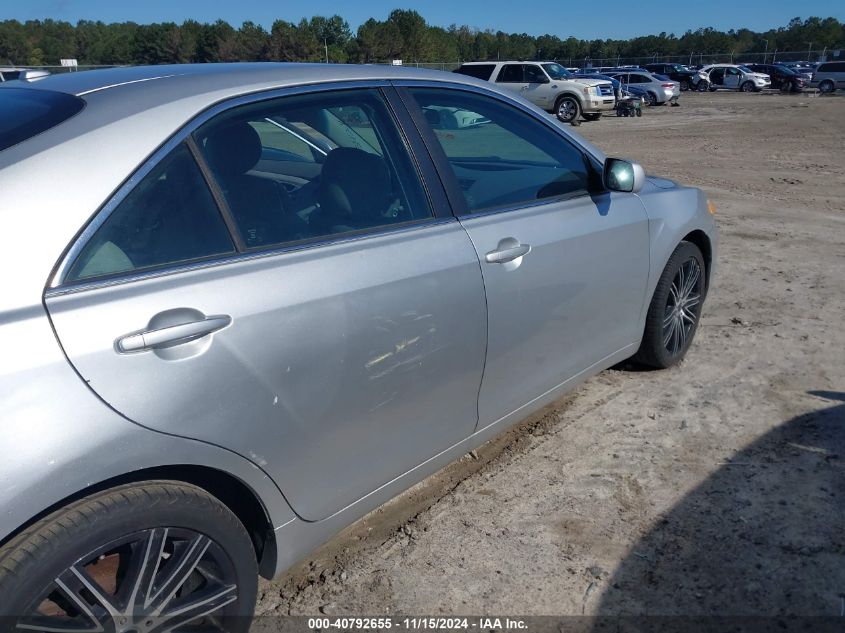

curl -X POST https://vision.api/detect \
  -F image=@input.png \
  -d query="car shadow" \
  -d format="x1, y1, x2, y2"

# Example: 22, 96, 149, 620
592, 391, 844, 631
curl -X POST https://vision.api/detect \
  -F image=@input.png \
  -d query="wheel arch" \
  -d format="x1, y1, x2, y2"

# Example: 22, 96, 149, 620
0, 464, 280, 579
681, 229, 713, 291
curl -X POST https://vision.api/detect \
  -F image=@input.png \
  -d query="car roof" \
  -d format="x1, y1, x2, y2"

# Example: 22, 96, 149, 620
12, 62, 462, 99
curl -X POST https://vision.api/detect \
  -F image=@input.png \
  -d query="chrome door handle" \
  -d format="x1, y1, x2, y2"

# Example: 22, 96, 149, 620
117, 315, 231, 353
485, 243, 531, 264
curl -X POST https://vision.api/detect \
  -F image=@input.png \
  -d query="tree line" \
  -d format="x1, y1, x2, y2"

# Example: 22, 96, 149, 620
0, 11, 843, 67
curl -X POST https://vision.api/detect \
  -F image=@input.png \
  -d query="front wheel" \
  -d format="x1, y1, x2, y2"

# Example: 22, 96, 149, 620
0, 481, 258, 632
680, 79, 690, 91
555, 96, 580, 123
818, 80, 835, 94
634, 241, 706, 369
583, 112, 602, 121
740, 81, 755, 92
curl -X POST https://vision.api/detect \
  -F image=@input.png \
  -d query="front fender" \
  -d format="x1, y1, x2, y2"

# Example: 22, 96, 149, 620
636, 183, 719, 306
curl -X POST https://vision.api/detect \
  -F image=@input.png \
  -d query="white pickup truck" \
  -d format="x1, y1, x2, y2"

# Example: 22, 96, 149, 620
454, 61, 616, 123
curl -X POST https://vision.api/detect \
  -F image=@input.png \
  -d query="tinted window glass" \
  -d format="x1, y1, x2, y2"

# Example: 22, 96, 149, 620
67, 144, 235, 282
818, 62, 845, 72
194, 89, 431, 249
524, 65, 546, 83
0, 87, 84, 152
454, 64, 496, 81
408, 88, 590, 213
497, 64, 524, 82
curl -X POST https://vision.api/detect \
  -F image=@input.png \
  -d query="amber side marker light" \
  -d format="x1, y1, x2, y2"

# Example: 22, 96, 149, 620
707, 199, 717, 215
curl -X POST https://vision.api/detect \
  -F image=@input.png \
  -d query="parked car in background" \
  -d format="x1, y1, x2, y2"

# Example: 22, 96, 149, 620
743, 63, 806, 92
0, 68, 22, 81
0, 67, 49, 82
0, 63, 717, 627
454, 61, 615, 122
572, 72, 622, 100
811, 60, 845, 94
643, 63, 698, 91
605, 69, 680, 105
694, 64, 771, 92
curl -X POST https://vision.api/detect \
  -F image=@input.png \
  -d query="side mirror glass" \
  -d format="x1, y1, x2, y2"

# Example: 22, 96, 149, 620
604, 158, 646, 193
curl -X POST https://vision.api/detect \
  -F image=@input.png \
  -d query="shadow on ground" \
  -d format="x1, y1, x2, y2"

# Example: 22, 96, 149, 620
592, 391, 844, 630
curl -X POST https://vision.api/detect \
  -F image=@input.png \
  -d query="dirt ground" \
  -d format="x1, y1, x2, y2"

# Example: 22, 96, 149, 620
255, 91, 845, 619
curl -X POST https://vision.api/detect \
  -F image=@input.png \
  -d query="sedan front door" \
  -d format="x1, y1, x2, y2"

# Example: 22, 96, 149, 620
401, 86, 651, 428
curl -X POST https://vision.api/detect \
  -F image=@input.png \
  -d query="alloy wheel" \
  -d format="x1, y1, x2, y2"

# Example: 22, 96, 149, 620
16, 528, 239, 633
662, 257, 702, 357
557, 98, 576, 122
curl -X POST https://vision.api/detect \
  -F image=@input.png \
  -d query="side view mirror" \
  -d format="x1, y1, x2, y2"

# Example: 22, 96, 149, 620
603, 158, 646, 193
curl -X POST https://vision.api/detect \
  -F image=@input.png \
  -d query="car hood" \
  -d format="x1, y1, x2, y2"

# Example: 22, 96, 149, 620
646, 175, 679, 189
571, 78, 608, 87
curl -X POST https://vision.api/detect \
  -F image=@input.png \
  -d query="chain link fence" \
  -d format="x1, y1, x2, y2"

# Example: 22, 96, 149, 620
17, 49, 841, 76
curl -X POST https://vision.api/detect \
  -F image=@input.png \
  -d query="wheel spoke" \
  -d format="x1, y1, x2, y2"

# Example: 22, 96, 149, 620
127, 528, 168, 610
683, 293, 701, 311
678, 315, 689, 347
148, 534, 212, 615
65, 565, 120, 619
680, 309, 697, 325
156, 584, 238, 631
683, 263, 700, 297
663, 315, 676, 348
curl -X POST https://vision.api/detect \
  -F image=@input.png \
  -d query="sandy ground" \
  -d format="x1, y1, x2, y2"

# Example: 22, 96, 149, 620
256, 91, 845, 619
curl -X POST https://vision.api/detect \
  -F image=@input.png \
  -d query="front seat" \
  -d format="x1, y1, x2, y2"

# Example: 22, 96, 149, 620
315, 147, 392, 234
202, 121, 294, 247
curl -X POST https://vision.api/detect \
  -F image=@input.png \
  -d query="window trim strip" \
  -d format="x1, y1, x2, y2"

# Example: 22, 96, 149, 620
185, 136, 247, 252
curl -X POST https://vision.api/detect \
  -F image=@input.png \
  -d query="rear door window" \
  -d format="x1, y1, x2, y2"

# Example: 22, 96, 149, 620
66, 144, 235, 282
454, 64, 496, 81
193, 89, 432, 249
496, 65, 524, 83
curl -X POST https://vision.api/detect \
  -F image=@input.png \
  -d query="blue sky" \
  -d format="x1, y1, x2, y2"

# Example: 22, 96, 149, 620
2, 0, 843, 40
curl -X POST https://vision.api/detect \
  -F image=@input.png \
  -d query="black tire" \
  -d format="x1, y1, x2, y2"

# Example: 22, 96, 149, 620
645, 91, 658, 106
634, 241, 707, 369
0, 481, 258, 631
583, 112, 602, 121
780, 80, 793, 93
555, 95, 580, 123
680, 79, 690, 91
740, 81, 755, 92
696, 80, 710, 92
636, 108, 642, 117
818, 80, 835, 94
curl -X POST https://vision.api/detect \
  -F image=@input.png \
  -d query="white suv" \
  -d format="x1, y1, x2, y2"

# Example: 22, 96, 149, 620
694, 64, 771, 92
454, 61, 615, 123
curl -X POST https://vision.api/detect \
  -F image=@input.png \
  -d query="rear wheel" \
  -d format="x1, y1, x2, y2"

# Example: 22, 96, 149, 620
634, 241, 706, 369
0, 481, 258, 632
555, 95, 580, 123
780, 80, 793, 93
819, 80, 835, 94
645, 91, 658, 106
680, 79, 690, 91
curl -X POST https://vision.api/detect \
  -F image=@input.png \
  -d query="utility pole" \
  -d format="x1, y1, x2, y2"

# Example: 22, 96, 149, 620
324, 38, 329, 64
762, 38, 769, 63
807, 41, 813, 61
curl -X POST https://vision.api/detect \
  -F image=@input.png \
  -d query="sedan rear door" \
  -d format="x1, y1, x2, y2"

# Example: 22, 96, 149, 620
46, 86, 487, 522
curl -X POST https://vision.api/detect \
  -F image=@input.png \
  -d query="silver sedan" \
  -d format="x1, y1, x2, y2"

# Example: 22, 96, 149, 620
0, 63, 716, 628
608, 69, 681, 105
